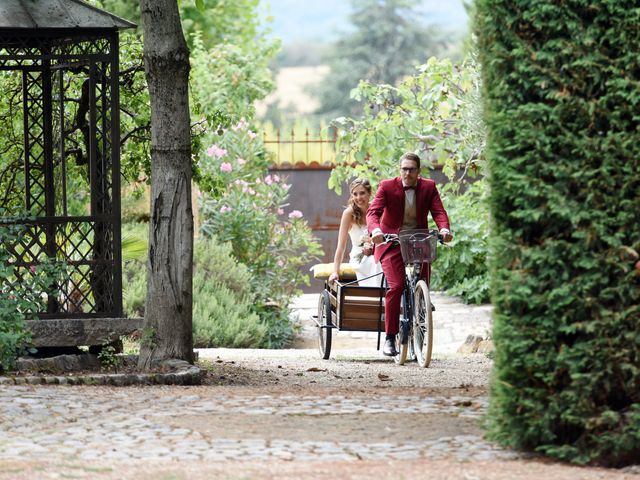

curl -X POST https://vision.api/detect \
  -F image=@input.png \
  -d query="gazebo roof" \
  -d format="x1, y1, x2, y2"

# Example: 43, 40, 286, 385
0, 0, 135, 30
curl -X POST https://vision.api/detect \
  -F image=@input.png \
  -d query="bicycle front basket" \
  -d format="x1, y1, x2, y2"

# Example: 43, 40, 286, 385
398, 229, 437, 264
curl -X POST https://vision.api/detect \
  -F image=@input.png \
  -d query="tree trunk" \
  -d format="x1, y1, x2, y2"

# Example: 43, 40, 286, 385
138, 0, 194, 368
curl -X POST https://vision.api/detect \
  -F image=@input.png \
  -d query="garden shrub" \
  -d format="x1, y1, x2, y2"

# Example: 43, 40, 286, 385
431, 180, 490, 304
192, 238, 266, 348
121, 222, 279, 348
122, 261, 147, 318
477, 0, 640, 466
192, 285, 265, 349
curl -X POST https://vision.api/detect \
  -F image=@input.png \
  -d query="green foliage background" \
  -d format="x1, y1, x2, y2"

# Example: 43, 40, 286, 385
477, 0, 640, 466
329, 56, 489, 303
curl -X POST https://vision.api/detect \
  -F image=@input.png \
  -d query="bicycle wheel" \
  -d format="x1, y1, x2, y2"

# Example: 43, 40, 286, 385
317, 290, 332, 359
404, 290, 417, 362
394, 331, 408, 365
394, 295, 410, 365
413, 280, 433, 367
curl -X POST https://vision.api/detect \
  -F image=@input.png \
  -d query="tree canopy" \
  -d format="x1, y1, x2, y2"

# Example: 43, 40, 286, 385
312, 0, 448, 119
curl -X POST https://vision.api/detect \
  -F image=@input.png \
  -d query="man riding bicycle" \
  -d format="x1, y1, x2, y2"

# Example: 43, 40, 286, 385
368, 152, 453, 357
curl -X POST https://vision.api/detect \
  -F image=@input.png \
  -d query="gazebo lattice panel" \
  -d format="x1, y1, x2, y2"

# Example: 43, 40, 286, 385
0, 1, 136, 345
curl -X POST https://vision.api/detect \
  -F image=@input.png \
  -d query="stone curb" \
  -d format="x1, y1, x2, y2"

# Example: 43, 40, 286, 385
0, 358, 202, 386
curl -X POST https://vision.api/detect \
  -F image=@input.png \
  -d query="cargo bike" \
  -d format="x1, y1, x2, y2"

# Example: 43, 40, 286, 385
314, 229, 442, 367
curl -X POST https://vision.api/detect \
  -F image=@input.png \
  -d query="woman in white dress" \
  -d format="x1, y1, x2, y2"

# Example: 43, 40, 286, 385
328, 178, 383, 287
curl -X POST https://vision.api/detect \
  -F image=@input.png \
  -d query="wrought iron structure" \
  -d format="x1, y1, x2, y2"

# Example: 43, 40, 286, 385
0, 1, 134, 327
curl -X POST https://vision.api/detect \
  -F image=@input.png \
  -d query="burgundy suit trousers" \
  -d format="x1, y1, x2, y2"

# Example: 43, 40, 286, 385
380, 246, 430, 335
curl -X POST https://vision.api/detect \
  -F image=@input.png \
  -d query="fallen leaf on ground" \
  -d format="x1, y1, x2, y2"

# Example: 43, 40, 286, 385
378, 373, 391, 381
306, 367, 327, 372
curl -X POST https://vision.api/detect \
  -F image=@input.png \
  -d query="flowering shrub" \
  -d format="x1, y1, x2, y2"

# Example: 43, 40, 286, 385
197, 120, 323, 345
195, 117, 269, 199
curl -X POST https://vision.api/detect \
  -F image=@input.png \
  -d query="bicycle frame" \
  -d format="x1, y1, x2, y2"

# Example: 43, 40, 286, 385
399, 260, 422, 346
382, 230, 441, 355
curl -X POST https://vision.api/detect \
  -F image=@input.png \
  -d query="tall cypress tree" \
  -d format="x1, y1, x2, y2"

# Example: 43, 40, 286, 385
477, 0, 640, 465
313, 0, 446, 119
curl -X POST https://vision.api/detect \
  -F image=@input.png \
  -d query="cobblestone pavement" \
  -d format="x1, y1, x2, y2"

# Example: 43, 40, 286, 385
1, 293, 637, 480
0, 385, 515, 464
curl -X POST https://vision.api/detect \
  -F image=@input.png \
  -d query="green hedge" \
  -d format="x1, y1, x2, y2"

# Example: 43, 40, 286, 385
477, 0, 640, 466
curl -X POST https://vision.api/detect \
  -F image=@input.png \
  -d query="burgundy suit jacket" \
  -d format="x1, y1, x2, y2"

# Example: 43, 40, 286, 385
366, 177, 450, 263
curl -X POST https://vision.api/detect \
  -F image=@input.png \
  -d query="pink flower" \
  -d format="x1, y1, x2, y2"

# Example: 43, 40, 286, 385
237, 158, 246, 165
264, 175, 273, 185
247, 131, 257, 139
277, 208, 284, 215
219, 206, 232, 213
283, 183, 291, 190
272, 174, 280, 183
29, 265, 37, 273
232, 118, 248, 131
255, 177, 261, 184
288, 210, 303, 219
220, 162, 233, 173
207, 145, 227, 158
277, 260, 285, 267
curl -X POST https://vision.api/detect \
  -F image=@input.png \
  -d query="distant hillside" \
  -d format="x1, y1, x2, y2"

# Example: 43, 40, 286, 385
256, 65, 330, 118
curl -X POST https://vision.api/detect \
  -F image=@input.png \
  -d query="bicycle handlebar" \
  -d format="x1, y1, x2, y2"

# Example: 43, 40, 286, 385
380, 230, 445, 245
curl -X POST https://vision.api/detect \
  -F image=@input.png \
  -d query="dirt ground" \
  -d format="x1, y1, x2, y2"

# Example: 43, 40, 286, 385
0, 457, 634, 480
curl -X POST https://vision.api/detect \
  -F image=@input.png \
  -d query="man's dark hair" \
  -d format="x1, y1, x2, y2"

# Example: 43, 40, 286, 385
399, 152, 421, 169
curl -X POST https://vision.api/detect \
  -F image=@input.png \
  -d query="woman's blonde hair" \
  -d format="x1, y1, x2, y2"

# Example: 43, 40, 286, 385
347, 177, 372, 226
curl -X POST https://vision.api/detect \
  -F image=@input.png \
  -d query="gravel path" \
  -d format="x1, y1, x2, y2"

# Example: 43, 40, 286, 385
198, 347, 493, 389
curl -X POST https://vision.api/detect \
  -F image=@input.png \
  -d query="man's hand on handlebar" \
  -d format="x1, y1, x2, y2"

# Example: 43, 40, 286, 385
371, 231, 385, 245
439, 228, 453, 243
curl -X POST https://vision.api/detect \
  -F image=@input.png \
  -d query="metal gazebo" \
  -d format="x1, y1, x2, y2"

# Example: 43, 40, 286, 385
0, 0, 138, 349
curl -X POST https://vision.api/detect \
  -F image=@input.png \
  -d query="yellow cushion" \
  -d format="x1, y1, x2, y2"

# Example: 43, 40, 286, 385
311, 263, 357, 280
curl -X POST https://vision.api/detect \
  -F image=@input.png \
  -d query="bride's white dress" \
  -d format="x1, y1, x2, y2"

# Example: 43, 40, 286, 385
348, 224, 383, 287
